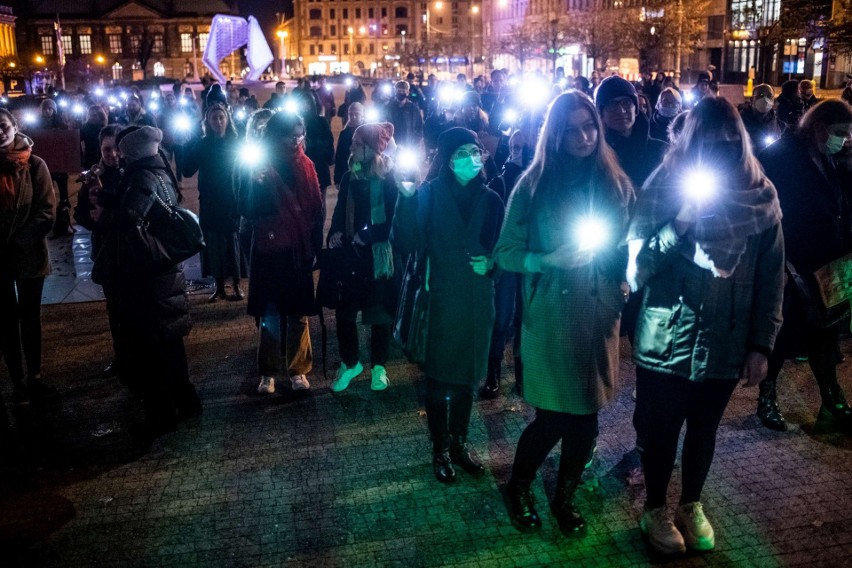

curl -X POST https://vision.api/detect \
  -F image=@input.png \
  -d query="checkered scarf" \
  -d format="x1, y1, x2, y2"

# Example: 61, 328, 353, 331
628, 168, 782, 277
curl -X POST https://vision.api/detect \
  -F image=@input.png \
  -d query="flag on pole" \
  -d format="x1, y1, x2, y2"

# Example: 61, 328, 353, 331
54, 17, 65, 68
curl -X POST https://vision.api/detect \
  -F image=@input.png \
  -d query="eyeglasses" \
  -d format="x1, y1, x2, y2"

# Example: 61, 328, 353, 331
603, 98, 634, 113
453, 148, 487, 160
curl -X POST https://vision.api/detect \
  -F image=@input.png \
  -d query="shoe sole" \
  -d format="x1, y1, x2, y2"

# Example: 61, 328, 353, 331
371, 381, 389, 391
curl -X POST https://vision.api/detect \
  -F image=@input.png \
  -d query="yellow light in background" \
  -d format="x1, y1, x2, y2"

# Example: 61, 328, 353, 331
35, 55, 44, 64
95, 55, 105, 64
471, 5, 480, 14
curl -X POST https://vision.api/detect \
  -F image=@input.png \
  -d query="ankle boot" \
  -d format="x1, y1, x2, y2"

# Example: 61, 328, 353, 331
432, 443, 456, 483
816, 385, 852, 433
513, 357, 523, 395
553, 476, 585, 533
757, 379, 786, 431
480, 357, 501, 399
506, 477, 541, 531
450, 435, 485, 476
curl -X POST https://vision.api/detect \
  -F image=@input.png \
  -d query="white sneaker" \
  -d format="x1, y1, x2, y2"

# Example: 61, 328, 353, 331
640, 506, 686, 555
331, 361, 363, 392
371, 365, 389, 391
257, 376, 275, 394
290, 374, 311, 391
675, 502, 715, 551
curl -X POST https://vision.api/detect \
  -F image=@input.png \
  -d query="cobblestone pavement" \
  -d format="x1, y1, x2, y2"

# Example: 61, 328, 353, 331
2, 178, 852, 568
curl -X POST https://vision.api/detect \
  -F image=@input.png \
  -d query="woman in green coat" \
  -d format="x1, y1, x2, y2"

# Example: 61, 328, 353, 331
392, 127, 504, 484
494, 92, 634, 533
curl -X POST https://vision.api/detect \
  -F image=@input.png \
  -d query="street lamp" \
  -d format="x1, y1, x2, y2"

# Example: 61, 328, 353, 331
276, 29, 288, 78
470, 5, 480, 78
35, 54, 44, 64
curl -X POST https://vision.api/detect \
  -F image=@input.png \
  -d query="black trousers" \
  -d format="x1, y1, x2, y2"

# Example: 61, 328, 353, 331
336, 304, 390, 367
766, 323, 840, 406
511, 408, 598, 483
102, 281, 120, 358
121, 334, 199, 426
0, 276, 45, 382
424, 378, 474, 448
634, 367, 737, 509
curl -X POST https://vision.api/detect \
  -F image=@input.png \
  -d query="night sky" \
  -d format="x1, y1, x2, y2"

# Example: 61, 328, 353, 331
238, 0, 293, 31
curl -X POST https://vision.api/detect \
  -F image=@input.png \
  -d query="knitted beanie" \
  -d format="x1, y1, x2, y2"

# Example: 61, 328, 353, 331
353, 122, 395, 155
594, 76, 639, 114
436, 127, 482, 169
117, 125, 162, 164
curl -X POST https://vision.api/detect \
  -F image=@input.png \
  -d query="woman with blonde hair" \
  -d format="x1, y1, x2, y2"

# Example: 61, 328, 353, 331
495, 91, 634, 533
627, 96, 784, 554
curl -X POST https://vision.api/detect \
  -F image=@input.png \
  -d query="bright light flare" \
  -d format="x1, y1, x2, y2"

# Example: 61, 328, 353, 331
120, 92, 129, 100
108, 96, 118, 105
574, 216, 610, 252
22, 112, 37, 125
240, 142, 265, 167
283, 100, 300, 114
682, 167, 718, 202
179, 98, 189, 106
502, 108, 518, 124
381, 84, 392, 96
148, 102, 159, 112
764, 135, 776, 146
58, 99, 68, 108
324, 84, 332, 92
94, 87, 104, 97
364, 107, 380, 123
236, 109, 247, 120
345, 78, 353, 87
684, 91, 696, 104
558, 78, 569, 89
174, 115, 192, 132
527, 79, 551, 108
438, 86, 455, 106
72, 103, 85, 116
151, 91, 160, 100
397, 148, 419, 172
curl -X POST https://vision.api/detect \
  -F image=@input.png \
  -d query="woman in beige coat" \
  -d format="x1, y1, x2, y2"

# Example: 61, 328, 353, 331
495, 91, 633, 534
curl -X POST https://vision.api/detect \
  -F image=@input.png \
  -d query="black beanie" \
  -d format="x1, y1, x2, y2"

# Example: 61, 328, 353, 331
594, 76, 639, 114
436, 127, 482, 169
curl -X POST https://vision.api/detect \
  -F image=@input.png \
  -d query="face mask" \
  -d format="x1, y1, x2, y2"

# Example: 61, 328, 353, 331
452, 156, 483, 183
658, 106, 679, 118
396, 93, 407, 101
754, 98, 773, 114
701, 140, 741, 169
825, 134, 847, 156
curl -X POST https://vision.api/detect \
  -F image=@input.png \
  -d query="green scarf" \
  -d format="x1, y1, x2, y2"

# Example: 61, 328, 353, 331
370, 178, 394, 280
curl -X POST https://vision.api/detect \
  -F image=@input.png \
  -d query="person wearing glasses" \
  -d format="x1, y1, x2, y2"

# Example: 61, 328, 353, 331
595, 76, 667, 190
392, 127, 504, 484
238, 112, 324, 396
495, 92, 634, 535
758, 100, 852, 434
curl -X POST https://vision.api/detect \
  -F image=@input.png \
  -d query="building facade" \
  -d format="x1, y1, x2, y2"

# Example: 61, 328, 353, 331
17, 0, 236, 87
0, 5, 16, 58
292, 0, 485, 78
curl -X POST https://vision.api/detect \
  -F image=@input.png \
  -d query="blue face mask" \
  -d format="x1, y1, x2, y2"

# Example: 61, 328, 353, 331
825, 134, 847, 156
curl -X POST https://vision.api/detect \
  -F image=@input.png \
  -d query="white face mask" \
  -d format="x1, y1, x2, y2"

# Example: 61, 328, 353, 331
657, 105, 680, 118
754, 97, 773, 114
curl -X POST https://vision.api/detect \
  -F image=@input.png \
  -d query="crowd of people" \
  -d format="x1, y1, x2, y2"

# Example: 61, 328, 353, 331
1, 67, 852, 556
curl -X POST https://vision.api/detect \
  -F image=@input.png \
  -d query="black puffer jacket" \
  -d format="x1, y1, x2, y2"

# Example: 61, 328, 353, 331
94, 154, 192, 342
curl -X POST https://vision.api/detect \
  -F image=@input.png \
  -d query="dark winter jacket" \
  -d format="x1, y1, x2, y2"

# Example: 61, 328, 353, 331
333, 125, 356, 186
392, 170, 505, 385
776, 94, 804, 134
95, 154, 192, 343
328, 172, 400, 323
0, 134, 56, 279
181, 134, 241, 233
74, 163, 123, 259
384, 99, 424, 147
740, 105, 783, 152
80, 122, 105, 168
304, 114, 335, 192
604, 113, 667, 190
648, 110, 676, 143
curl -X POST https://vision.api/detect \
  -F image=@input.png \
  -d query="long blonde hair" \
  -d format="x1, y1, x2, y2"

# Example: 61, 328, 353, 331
517, 90, 633, 215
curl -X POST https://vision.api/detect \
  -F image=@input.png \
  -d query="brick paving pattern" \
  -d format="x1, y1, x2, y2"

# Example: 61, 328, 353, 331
2, 179, 852, 568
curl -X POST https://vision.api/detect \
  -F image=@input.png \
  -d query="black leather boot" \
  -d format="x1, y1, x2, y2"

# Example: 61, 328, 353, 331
816, 385, 852, 434
480, 357, 501, 400
553, 476, 585, 533
757, 379, 786, 431
450, 436, 485, 476
506, 477, 541, 532
432, 443, 456, 483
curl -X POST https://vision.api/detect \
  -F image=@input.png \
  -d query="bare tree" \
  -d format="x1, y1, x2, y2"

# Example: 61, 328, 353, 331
766, 0, 833, 65
564, 9, 626, 73
493, 22, 543, 73
826, 0, 852, 56
137, 30, 155, 79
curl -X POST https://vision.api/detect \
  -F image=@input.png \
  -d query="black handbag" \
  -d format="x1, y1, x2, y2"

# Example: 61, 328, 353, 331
125, 172, 205, 275
393, 251, 430, 366
315, 244, 371, 309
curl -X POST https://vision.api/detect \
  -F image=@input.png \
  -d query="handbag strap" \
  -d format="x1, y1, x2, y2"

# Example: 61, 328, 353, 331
151, 172, 176, 212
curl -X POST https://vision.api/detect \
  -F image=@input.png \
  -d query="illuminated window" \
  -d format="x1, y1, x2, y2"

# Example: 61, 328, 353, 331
199, 33, 209, 52
61, 35, 72, 55
40, 35, 54, 55
112, 61, 123, 80
154, 61, 165, 77
180, 33, 193, 53
152, 34, 164, 54
109, 34, 122, 54
79, 35, 92, 54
